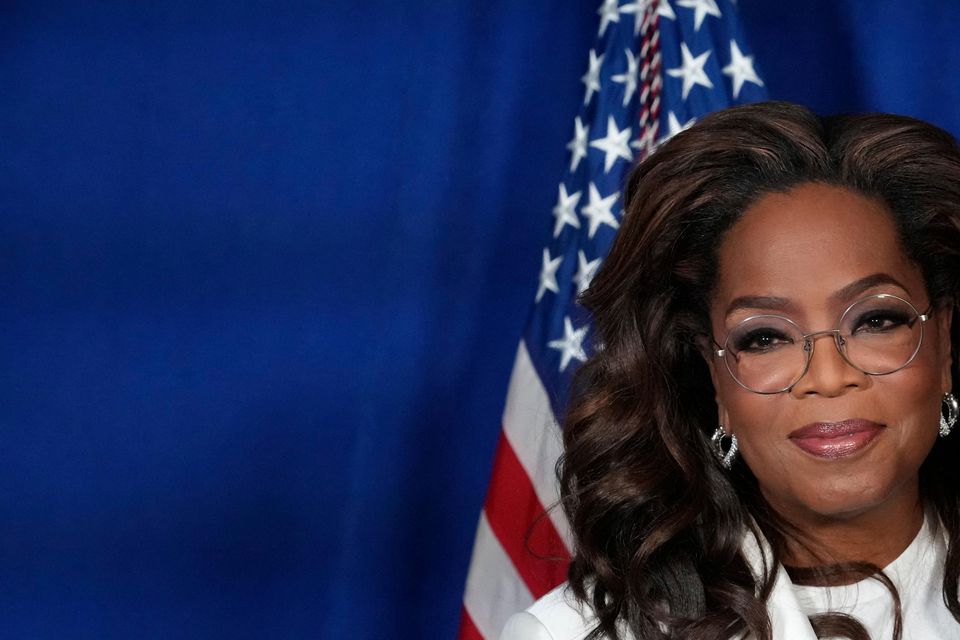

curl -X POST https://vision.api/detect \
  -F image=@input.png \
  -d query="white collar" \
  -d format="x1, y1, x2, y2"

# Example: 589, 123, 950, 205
739, 525, 820, 640
738, 510, 943, 639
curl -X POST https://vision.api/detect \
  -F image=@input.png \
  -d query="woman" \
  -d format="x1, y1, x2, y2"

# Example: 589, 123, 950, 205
500, 102, 960, 639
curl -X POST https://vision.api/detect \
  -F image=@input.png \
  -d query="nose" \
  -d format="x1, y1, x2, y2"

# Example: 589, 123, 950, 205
789, 330, 867, 397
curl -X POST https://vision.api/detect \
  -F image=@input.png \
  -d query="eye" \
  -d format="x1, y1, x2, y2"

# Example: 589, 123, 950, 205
733, 328, 794, 353
851, 309, 912, 334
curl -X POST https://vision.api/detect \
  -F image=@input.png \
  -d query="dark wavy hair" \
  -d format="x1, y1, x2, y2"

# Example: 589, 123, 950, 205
559, 101, 960, 639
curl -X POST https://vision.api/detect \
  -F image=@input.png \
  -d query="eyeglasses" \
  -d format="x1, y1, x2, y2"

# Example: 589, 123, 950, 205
714, 293, 930, 395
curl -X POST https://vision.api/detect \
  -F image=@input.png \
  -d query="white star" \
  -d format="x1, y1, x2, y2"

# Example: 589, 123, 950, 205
676, 0, 721, 31
548, 316, 589, 372
665, 111, 695, 139
589, 116, 633, 173
666, 42, 713, 100
573, 250, 602, 296
621, 0, 676, 35
597, 0, 620, 37
551, 184, 582, 238
722, 40, 764, 99
618, 0, 645, 35
611, 49, 640, 107
566, 116, 590, 172
581, 182, 620, 238
658, 0, 677, 20
581, 49, 604, 105
631, 121, 660, 154
536, 248, 563, 303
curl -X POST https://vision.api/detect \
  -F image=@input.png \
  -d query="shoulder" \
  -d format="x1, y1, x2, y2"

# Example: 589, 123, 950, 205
498, 583, 602, 640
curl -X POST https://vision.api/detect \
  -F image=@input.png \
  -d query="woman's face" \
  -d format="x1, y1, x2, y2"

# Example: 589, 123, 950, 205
707, 183, 953, 525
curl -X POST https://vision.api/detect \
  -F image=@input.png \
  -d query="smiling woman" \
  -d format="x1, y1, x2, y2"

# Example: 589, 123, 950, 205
499, 102, 960, 640
709, 184, 950, 546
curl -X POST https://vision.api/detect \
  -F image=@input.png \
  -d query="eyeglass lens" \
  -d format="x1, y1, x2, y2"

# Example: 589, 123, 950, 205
723, 295, 923, 394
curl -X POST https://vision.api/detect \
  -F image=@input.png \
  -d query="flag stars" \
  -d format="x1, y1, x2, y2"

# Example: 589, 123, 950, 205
658, 0, 677, 20
589, 116, 633, 173
632, 121, 660, 155
581, 182, 620, 238
581, 49, 604, 105
618, 0, 645, 35
722, 40, 764, 99
536, 248, 563, 303
676, 0, 721, 31
612, 49, 640, 107
548, 317, 589, 372
666, 43, 713, 100
552, 184, 582, 238
597, 0, 621, 37
573, 250, 602, 296
665, 111, 696, 140
621, 0, 676, 35
566, 116, 590, 173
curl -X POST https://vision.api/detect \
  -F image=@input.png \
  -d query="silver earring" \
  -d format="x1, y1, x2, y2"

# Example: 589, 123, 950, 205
711, 425, 739, 469
940, 393, 959, 437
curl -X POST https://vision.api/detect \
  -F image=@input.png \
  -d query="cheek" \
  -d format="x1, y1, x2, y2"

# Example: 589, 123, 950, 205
889, 333, 946, 417
715, 371, 778, 423
879, 356, 943, 450
716, 380, 789, 459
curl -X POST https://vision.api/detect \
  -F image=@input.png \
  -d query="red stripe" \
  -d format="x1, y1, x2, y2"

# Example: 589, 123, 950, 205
484, 431, 570, 599
456, 607, 484, 640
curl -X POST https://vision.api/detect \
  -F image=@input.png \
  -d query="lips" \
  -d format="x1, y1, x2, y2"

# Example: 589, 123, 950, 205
788, 419, 885, 459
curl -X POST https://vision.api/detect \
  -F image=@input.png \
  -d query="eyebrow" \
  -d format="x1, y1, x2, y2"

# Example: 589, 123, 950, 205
724, 272, 913, 318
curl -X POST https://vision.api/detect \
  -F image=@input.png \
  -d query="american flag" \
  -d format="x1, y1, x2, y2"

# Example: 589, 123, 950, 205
458, 1, 767, 637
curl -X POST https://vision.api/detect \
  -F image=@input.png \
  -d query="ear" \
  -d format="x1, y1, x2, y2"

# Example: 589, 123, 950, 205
700, 339, 733, 434
938, 303, 955, 394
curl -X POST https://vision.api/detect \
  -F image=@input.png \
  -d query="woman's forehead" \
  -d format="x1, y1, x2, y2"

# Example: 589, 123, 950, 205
711, 183, 925, 316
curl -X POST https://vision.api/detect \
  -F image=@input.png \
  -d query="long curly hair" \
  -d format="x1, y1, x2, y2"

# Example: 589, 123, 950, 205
559, 101, 960, 639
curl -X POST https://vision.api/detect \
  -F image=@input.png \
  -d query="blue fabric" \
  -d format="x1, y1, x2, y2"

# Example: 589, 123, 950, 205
2, 1, 959, 638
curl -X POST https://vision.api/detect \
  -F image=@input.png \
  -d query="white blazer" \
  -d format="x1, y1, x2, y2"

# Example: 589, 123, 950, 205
499, 526, 817, 640
498, 517, 957, 640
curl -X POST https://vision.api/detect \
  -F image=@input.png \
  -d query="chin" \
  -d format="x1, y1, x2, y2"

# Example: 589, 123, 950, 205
790, 474, 909, 521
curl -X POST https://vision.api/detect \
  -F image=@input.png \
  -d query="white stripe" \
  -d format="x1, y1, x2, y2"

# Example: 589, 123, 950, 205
501, 340, 573, 551
463, 512, 535, 639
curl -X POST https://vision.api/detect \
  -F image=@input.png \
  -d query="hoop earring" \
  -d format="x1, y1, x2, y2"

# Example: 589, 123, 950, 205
941, 393, 959, 438
711, 425, 739, 469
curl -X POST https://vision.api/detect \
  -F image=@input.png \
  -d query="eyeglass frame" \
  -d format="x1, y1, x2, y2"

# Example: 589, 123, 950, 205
712, 293, 931, 395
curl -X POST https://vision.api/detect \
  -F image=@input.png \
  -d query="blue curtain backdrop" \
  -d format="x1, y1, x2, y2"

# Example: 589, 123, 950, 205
2, 1, 959, 638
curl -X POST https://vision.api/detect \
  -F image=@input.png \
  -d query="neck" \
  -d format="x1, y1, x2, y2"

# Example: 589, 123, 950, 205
767, 481, 924, 573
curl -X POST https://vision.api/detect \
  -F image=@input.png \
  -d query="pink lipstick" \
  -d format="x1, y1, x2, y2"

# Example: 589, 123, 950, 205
788, 419, 884, 459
